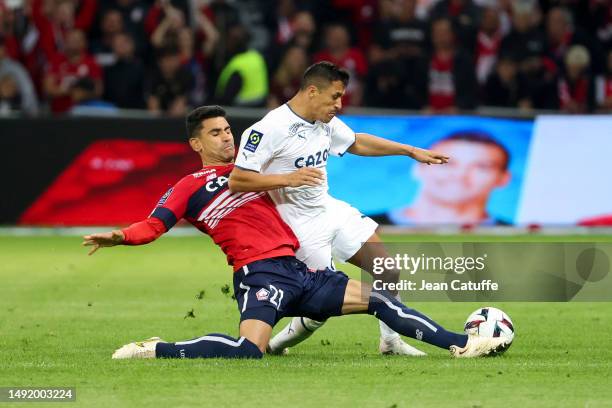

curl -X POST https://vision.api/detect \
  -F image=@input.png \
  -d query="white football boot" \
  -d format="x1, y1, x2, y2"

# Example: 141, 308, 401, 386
112, 337, 163, 359
450, 335, 512, 358
379, 336, 427, 356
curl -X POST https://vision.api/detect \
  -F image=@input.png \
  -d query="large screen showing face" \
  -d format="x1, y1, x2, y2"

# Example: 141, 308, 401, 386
327, 116, 533, 226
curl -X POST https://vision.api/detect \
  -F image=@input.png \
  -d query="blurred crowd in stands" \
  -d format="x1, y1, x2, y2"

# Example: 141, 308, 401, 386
0, 0, 610, 116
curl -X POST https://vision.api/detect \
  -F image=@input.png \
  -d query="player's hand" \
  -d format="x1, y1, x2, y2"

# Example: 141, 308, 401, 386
82, 230, 125, 255
286, 167, 325, 187
410, 147, 449, 165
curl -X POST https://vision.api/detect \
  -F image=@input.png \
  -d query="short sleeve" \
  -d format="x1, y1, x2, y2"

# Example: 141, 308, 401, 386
234, 123, 281, 172
329, 116, 356, 157
149, 176, 196, 230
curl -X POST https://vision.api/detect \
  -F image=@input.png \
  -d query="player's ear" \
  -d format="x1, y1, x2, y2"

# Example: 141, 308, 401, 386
189, 137, 202, 152
307, 84, 319, 98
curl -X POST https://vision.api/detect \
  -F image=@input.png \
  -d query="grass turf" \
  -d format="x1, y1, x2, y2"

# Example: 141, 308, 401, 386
1, 235, 611, 407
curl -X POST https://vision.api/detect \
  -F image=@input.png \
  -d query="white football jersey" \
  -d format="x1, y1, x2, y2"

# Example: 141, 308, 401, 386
234, 104, 355, 224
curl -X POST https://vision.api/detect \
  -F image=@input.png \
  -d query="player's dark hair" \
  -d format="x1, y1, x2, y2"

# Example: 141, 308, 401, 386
437, 132, 511, 170
300, 61, 349, 90
186, 105, 227, 139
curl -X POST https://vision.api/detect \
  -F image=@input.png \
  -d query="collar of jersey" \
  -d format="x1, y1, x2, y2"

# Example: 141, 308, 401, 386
284, 103, 315, 125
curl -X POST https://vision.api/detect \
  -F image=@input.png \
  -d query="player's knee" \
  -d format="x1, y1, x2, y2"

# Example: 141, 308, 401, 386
241, 337, 264, 358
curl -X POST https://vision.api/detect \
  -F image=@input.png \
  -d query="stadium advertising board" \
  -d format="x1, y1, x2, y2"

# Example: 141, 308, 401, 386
15, 115, 612, 226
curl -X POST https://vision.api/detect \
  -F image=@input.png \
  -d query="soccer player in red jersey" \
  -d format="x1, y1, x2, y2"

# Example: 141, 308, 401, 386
83, 106, 510, 359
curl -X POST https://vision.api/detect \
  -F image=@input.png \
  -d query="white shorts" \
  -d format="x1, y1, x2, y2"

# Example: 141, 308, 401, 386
292, 197, 378, 270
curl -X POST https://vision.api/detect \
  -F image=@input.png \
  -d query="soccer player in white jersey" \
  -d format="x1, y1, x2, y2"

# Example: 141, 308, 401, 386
229, 61, 449, 355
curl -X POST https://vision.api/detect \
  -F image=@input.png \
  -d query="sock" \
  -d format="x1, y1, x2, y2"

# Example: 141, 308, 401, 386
155, 333, 263, 359
368, 290, 468, 350
379, 293, 402, 342
267, 317, 326, 352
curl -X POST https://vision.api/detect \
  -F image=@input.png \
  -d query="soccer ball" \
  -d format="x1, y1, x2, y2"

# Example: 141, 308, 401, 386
464, 307, 515, 343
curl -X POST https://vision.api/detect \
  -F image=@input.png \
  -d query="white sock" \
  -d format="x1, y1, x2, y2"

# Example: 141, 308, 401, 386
268, 317, 326, 353
379, 293, 402, 342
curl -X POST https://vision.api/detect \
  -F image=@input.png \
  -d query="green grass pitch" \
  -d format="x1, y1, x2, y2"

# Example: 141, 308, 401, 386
1, 235, 612, 407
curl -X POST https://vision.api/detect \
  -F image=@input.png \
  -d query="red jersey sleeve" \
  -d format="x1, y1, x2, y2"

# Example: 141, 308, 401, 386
149, 175, 199, 230
122, 218, 167, 245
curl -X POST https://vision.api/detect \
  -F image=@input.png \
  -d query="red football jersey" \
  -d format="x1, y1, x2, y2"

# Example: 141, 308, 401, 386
150, 164, 299, 270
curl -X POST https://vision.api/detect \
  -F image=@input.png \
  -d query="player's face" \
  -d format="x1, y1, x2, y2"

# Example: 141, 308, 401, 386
416, 140, 510, 205
311, 80, 345, 123
193, 116, 235, 163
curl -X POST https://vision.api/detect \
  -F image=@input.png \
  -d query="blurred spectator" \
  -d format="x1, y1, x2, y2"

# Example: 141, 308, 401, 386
0, 35, 39, 114
498, 1, 557, 110
314, 23, 367, 106
69, 76, 118, 115
43, 28, 102, 113
545, 6, 604, 74
590, 0, 611, 51
483, 53, 529, 108
98, 0, 148, 58
214, 24, 268, 107
91, 9, 124, 67
144, 0, 189, 40
425, 18, 477, 113
370, 0, 429, 65
198, 0, 241, 73
429, 0, 482, 51
289, 11, 317, 53
558, 45, 594, 113
329, 0, 378, 50
475, 6, 501, 84
103, 32, 144, 108
234, 0, 276, 52
500, 1, 546, 67
150, 2, 185, 49
364, 58, 427, 109
0, 74, 21, 115
177, 27, 206, 106
266, 9, 316, 72
267, 44, 308, 108
192, 7, 220, 58
595, 50, 612, 113
275, 0, 299, 45
31, 0, 98, 62
0, 2, 24, 60
146, 44, 193, 116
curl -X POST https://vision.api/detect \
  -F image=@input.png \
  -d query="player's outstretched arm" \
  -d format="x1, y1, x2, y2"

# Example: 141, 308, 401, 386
228, 167, 324, 193
348, 133, 449, 165
82, 218, 167, 255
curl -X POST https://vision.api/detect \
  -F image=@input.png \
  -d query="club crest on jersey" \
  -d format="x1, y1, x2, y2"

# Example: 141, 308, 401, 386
244, 130, 263, 152
157, 187, 173, 206
256, 288, 270, 301
289, 123, 307, 140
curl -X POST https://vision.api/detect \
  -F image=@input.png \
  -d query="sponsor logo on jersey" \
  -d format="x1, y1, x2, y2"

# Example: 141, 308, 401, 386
244, 130, 264, 152
157, 187, 173, 206
256, 288, 270, 301
205, 176, 229, 192
294, 149, 329, 168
